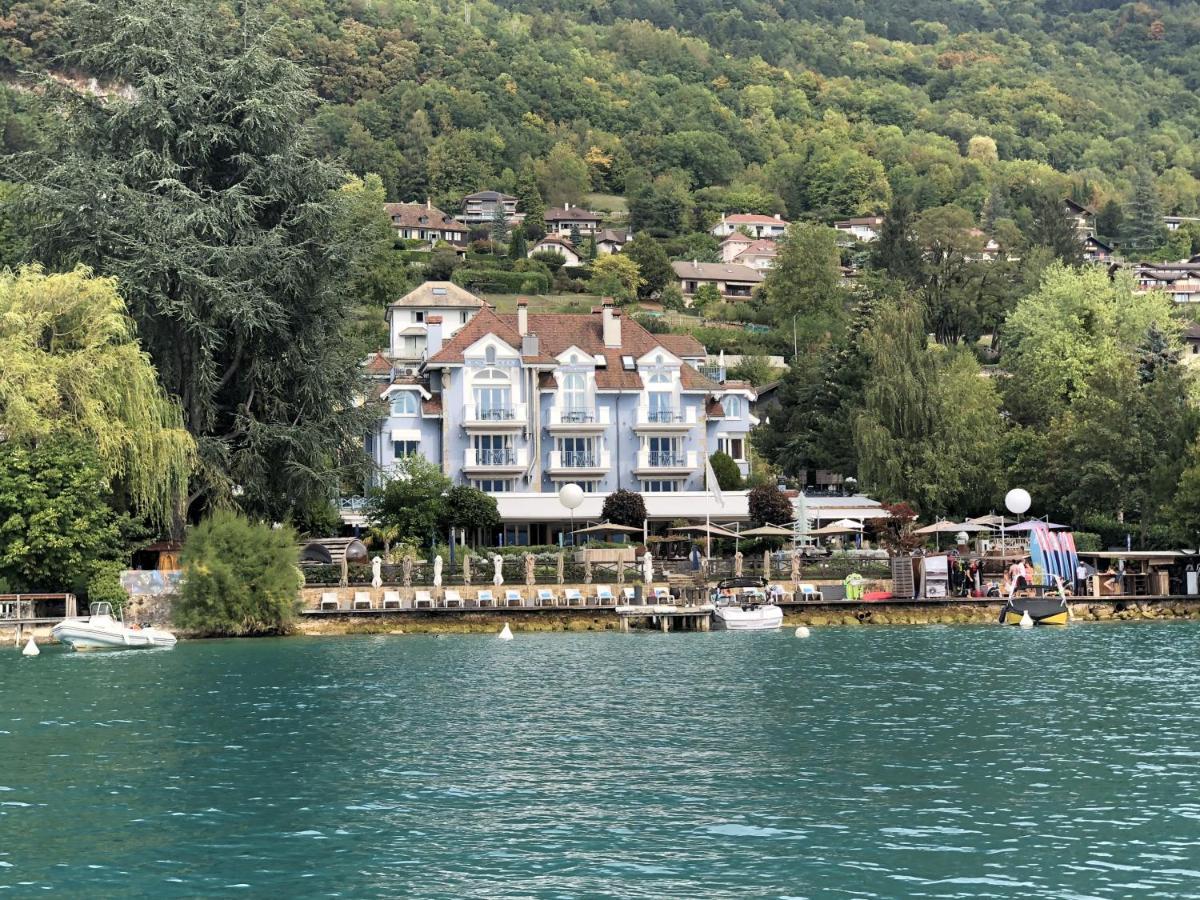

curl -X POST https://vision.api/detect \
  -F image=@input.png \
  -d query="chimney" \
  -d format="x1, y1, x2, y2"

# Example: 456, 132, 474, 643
517, 299, 528, 337
774, 213, 782, 220
602, 299, 621, 348
693, 258, 699, 270
426, 315, 444, 358
426, 197, 432, 210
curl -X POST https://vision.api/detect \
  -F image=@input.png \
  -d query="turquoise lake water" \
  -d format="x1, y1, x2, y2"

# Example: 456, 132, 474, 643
3, 624, 1200, 898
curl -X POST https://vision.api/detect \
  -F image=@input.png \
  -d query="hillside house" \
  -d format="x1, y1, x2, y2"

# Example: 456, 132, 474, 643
384, 201, 469, 246
833, 216, 885, 242
595, 229, 628, 255
1083, 235, 1113, 263
711, 213, 789, 239
386, 282, 487, 364
1063, 198, 1096, 237
730, 239, 779, 271
544, 204, 603, 237
459, 190, 520, 226
529, 236, 582, 266
671, 260, 764, 301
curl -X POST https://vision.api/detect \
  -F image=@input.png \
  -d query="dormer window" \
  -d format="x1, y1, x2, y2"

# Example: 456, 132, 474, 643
390, 392, 418, 416
724, 395, 743, 418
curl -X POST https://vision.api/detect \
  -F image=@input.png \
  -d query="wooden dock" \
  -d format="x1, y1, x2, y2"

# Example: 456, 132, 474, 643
615, 605, 713, 632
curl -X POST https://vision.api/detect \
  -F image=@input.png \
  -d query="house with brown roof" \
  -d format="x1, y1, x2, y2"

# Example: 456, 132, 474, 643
671, 260, 764, 302
384, 200, 469, 246
730, 238, 779, 271
387, 281, 487, 363
711, 212, 789, 239
364, 299, 759, 541
544, 204, 604, 237
595, 228, 628, 255
458, 190, 520, 226
528, 236, 582, 266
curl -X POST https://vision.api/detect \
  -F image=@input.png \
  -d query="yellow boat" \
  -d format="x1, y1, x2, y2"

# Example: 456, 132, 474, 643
998, 597, 1069, 626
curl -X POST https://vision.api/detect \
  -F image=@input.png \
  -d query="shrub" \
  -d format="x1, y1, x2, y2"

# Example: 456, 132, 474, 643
1072, 531, 1100, 552
748, 483, 792, 526
174, 511, 302, 636
530, 249, 567, 271
601, 488, 647, 528
87, 560, 128, 611
709, 451, 743, 490
453, 268, 551, 294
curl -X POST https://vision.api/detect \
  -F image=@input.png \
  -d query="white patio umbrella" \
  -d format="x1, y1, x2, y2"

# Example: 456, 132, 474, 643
642, 551, 654, 586
492, 554, 503, 587
433, 555, 443, 589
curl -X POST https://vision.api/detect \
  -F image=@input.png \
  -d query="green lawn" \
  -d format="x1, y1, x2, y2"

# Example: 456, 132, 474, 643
585, 193, 627, 216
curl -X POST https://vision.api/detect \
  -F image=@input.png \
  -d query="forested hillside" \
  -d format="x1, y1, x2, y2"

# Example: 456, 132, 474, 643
6, 0, 1200, 225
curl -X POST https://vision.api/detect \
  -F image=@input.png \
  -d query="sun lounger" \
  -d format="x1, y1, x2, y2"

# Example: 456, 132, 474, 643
797, 583, 823, 602
381, 590, 401, 609
320, 591, 339, 611
353, 591, 371, 610
565, 588, 583, 606
444, 589, 463, 608
537, 588, 558, 607
477, 589, 496, 607
595, 585, 614, 605
505, 589, 523, 607
653, 587, 671, 601
622, 586, 636, 604
414, 590, 433, 609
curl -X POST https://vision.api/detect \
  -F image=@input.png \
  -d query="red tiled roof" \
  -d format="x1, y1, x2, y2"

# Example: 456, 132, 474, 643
422, 395, 443, 416
383, 202, 467, 232
721, 213, 788, 225
733, 239, 778, 258
657, 334, 707, 358
362, 351, 393, 376
706, 397, 726, 418
426, 307, 721, 391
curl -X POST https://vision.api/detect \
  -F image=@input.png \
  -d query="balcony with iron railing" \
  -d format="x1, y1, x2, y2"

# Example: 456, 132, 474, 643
463, 402, 528, 430
546, 449, 611, 475
463, 447, 529, 472
547, 404, 611, 432
634, 404, 697, 431
633, 449, 697, 474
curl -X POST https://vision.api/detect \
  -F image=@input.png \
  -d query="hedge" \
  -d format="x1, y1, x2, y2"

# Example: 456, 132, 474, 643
453, 268, 551, 294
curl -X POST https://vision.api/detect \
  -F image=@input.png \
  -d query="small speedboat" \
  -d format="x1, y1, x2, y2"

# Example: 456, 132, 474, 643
998, 596, 1069, 627
52, 602, 178, 651
711, 577, 783, 631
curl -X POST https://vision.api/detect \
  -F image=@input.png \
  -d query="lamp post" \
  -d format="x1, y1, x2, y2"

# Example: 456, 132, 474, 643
558, 483, 584, 547
1004, 487, 1031, 557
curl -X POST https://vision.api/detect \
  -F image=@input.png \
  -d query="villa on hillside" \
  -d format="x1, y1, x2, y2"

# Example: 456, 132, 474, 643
1083, 235, 1114, 263
1063, 198, 1096, 237
1165, 216, 1200, 232
544, 204, 604, 237
710, 213, 789, 239
358, 292, 759, 543
595, 228, 628, 255
528, 236, 583, 266
384, 201, 469, 247
459, 190, 521, 226
833, 216, 885, 242
671, 260, 764, 301
1126, 261, 1200, 304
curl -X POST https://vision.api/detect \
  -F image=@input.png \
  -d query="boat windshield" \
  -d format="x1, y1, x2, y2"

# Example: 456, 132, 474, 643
89, 601, 114, 618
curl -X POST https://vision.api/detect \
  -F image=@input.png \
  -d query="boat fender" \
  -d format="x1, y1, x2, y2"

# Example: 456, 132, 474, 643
794, 626, 811, 638
22, 636, 39, 656
498, 623, 514, 641
1019, 610, 1034, 629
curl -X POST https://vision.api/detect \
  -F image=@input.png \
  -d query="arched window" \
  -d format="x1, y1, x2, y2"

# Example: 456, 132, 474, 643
485, 345, 497, 366
724, 396, 743, 419
648, 372, 671, 386
474, 367, 512, 419
390, 392, 418, 416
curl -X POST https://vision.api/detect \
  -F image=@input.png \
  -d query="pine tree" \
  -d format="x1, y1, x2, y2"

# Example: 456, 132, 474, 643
19, 1, 371, 524
516, 162, 545, 235
490, 204, 509, 243
870, 196, 923, 283
508, 228, 527, 260
1124, 167, 1167, 254
981, 182, 1011, 231
1028, 192, 1083, 265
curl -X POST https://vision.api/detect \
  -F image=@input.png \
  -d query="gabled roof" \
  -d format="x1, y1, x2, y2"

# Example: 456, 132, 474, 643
657, 334, 707, 358
720, 213, 789, 225
383, 202, 466, 231
597, 228, 628, 244
362, 351, 393, 376
544, 206, 603, 223
426, 307, 721, 391
733, 239, 779, 258
671, 261, 765, 283
532, 236, 577, 252
720, 233, 754, 245
389, 281, 486, 309
1063, 197, 1095, 215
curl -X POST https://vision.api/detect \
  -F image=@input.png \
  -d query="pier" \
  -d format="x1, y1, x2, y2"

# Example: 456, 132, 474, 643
0, 594, 77, 644
615, 605, 712, 632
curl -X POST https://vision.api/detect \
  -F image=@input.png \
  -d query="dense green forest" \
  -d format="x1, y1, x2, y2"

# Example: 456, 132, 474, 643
4, 0, 1200, 225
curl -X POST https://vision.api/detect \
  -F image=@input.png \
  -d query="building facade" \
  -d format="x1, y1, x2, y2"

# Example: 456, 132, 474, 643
711, 213, 789, 239
458, 191, 520, 225
671, 260, 764, 300
384, 201, 469, 246
386, 282, 486, 364
543, 204, 603, 236
362, 293, 760, 542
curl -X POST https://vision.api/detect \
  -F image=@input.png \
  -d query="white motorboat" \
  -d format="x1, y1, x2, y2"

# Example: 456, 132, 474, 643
711, 577, 784, 631
52, 602, 177, 651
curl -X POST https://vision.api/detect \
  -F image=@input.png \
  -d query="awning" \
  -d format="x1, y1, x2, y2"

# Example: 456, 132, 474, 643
390, 429, 423, 442
669, 523, 741, 539
571, 522, 643, 536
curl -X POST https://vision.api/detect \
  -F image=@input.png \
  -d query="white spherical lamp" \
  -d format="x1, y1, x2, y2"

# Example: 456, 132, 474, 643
1005, 488, 1031, 516
558, 483, 584, 511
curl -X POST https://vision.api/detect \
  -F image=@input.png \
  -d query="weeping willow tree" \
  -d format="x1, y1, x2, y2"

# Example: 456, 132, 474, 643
853, 296, 1004, 516
0, 265, 194, 526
